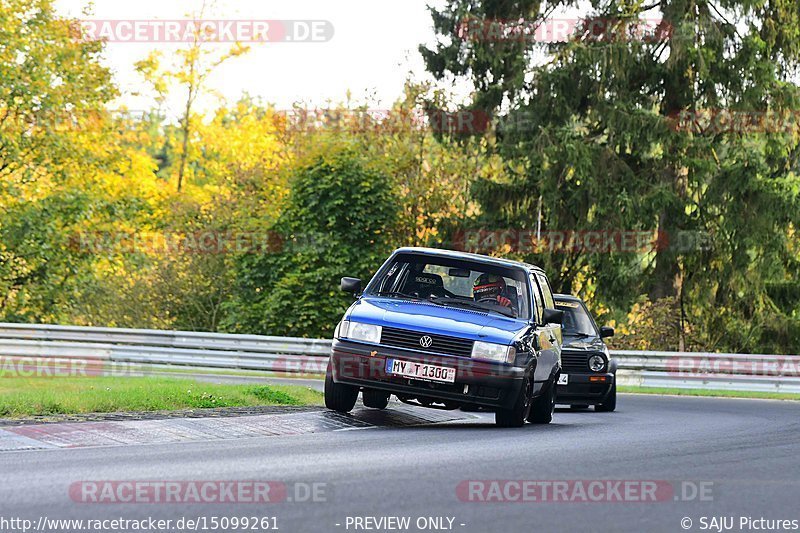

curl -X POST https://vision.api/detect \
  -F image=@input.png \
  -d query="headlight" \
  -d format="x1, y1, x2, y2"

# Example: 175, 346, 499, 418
471, 341, 516, 364
589, 354, 606, 372
338, 320, 382, 344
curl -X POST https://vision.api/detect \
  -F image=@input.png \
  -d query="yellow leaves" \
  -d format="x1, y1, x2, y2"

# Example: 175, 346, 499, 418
223, 42, 250, 60
134, 52, 168, 99
606, 296, 682, 351
186, 103, 289, 223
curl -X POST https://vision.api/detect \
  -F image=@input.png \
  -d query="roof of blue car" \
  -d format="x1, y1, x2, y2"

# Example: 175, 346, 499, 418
393, 247, 544, 273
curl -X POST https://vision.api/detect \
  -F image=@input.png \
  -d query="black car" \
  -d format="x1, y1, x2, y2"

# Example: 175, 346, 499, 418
554, 294, 617, 412
325, 247, 564, 427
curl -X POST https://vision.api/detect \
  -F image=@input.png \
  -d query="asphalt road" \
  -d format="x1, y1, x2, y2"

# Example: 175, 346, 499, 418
1, 394, 798, 533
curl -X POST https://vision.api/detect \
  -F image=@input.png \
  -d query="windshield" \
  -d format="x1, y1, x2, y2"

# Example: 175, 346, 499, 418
366, 253, 531, 320
555, 299, 598, 337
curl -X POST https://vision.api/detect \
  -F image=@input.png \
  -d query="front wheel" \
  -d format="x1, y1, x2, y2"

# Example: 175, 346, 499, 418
324, 362, 359, 413
527, 377, 556, 424
595, 381, 617, 412
495, 375, 533, 427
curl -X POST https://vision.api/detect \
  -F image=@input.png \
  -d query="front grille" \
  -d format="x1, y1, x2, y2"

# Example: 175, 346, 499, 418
561, 352, 590, 372
380, 327, 474, 358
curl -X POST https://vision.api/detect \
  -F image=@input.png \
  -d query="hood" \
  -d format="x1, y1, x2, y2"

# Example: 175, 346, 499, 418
562, 334, 606, 352
346, 296, 527, 345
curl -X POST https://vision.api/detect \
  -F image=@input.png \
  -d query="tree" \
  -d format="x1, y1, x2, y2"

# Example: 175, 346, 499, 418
280, 83, 505, 247
0, 0, 130, 322
224, 149, 400, 337
72, 97, 289, 331
134, 0, 249, 191
421, 0, 800, 353
0, 0, 115, 184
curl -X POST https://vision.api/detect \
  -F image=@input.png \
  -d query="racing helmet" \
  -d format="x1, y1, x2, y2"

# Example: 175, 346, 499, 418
473, 273, 506, 302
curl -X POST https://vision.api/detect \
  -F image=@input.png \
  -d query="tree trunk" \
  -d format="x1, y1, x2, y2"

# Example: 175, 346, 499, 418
177, 89, 193, 192
649, 0, 694, 304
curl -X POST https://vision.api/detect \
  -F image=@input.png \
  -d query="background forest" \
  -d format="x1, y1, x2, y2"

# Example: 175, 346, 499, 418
2, 0, 799, 354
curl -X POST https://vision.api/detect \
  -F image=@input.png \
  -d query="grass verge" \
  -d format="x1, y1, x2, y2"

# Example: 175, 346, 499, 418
146, 366, 325, 380
0, 376, 324, 418
619, 386, 800, 401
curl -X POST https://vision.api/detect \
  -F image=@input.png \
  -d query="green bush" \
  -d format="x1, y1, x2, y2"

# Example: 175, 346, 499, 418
223, 149, 400, 338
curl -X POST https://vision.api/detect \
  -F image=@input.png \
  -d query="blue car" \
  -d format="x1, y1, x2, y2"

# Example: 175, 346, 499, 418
326, 247, 564, 427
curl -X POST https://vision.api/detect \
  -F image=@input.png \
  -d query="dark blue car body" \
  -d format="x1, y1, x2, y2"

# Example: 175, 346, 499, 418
326, 247, 564, 426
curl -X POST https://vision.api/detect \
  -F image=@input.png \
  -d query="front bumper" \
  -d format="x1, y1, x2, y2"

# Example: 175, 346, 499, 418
330, 339, 527, 409
556, 372, 615, 405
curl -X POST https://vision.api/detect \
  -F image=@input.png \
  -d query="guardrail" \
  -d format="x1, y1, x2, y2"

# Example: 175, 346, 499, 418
613, 350, 800, 394
0, 323, 331, 376
1, 323, 798, 393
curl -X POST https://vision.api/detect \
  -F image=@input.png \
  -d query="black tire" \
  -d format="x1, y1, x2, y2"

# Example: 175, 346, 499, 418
362, 389, 390, 409
595, 381, 617, 412
495, 374, 533, 427
527, 377, 556, 424
324, 362, 358, 413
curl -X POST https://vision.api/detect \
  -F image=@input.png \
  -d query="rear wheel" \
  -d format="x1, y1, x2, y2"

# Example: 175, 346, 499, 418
495, 374, 533, 427
527, 377, 556, 424
324, 362, 358, 413
362, 389, 390, 409
595, 381, 617, 412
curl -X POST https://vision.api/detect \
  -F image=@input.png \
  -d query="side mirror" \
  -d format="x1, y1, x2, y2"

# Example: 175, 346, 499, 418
600, 326, 615, 339
341, 277, 362, 295
542, 308, 564, 325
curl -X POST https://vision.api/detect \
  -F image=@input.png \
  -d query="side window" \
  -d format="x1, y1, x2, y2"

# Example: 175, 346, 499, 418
536, 273, 556, 309
381, 262, 410, 294
530, 275, 544, 322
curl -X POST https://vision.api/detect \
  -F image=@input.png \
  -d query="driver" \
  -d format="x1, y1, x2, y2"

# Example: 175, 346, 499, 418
473, 273, 512, 308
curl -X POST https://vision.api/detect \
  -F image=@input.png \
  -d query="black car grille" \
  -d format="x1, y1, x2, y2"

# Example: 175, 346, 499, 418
561, 352, 590, 372
380, 327, 474, 358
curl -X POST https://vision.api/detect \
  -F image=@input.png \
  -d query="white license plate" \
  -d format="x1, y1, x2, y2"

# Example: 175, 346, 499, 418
386, 358, 456, 383
557, 374, 569, 385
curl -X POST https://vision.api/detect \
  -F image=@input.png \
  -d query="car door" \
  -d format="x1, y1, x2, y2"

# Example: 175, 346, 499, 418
531, 272, 562, 384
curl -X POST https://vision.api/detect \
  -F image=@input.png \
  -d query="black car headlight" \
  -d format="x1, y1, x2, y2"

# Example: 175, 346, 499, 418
589, 354, 606, 372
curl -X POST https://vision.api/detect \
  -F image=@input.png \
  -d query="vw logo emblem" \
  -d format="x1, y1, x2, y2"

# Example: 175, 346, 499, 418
419, 336, 433, 348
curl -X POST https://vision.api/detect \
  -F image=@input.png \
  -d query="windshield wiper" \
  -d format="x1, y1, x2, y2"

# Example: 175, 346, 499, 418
565, 332, 594, 338
428, 295, 515, 318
